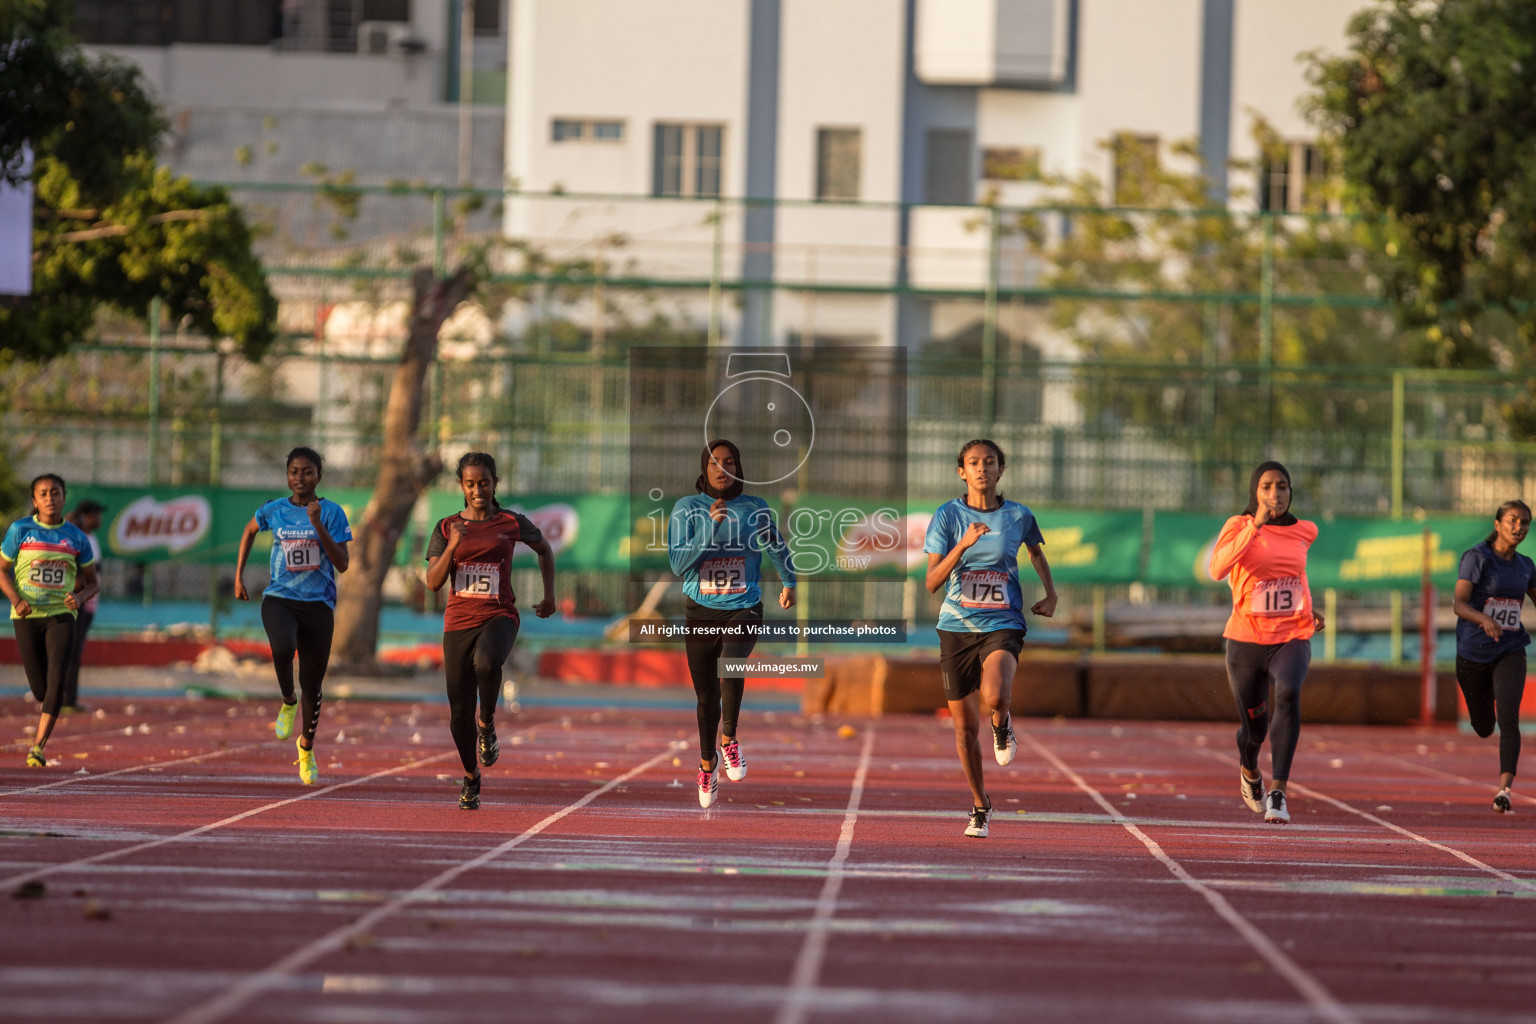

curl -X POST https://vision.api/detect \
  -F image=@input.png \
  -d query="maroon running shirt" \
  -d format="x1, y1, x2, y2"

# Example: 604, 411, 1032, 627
426, 510, 544, 632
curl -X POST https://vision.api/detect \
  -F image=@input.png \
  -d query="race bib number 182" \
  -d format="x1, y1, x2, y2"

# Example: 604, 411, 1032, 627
699, 557, 746, 596
1484, 597, 1523, 631
959, 569, 1010, 609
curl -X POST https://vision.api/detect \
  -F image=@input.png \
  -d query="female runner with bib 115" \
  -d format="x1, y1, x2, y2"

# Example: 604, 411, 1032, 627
235, 447, 352, 785
1451, 499, 1535, 813
426, 453, 555, 811
668, 440, 795, 809
1209, 461, 1324, 825
0, 474, 99, 768
923, 439, 1057, 839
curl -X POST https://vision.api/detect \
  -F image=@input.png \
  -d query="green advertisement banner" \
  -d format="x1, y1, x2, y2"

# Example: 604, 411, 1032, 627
1145, 511, 1492, 590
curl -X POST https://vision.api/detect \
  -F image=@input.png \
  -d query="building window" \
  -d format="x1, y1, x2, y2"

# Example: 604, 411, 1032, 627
552, 119, 625, 143
362, 0, 410, 21
1259, 141, 1333, 213
653, 124, 724, 198
1111, 134, 1159, 204
816, 128, 862, 201
982, 146, 1042, 182
925, 128, 973, 205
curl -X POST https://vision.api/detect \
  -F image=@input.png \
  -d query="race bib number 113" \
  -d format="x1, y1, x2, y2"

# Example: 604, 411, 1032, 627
1250, 577, 1304, 616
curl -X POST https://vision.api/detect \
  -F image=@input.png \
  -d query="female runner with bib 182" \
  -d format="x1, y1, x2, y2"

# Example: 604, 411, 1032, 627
0, 474, 99, 768
668, 440, 795, 809
1451, 499, 1535, 813
426, 453, 555, 810
235, 447, 352, 785
1208, 461, 1324, 825
923, 440, 1057, 839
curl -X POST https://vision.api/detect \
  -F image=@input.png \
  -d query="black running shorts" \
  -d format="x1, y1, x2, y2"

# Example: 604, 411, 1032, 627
937, 628, 1025, 701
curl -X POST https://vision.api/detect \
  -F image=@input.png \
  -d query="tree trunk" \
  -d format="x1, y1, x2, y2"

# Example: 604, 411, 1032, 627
331, 267, 475, 671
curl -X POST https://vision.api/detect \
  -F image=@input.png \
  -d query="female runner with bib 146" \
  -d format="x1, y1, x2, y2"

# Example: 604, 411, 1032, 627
1209, 461, 1324, 825
0, 474, 99, 768
668, 439, 795, 809
1451, 499, 1535, 813
923, 439, 1057, 839
426, 453, 555, 811
234, 447, 351, 785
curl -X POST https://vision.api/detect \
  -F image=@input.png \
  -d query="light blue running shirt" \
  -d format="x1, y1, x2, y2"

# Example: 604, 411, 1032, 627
254, 497, 352, 607
923, 497, 1044, 633
668, 493, 795, 610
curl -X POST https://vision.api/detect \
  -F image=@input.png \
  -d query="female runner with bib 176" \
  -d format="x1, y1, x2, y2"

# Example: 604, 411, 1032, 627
1451, 499, 1535, 813
234, 447, 352, 786
923, 439, 1057, 839
668, 440, 795, 809
426, 453, 555, 810
1208, 461, 1325, 825
0, 474, 99, 768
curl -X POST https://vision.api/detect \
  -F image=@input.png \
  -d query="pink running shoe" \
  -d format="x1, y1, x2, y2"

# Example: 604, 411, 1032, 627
697, 756, 720, 808
720, 739, 747, 782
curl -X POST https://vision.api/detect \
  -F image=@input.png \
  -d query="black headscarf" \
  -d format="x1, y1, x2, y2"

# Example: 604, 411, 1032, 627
1243, 460, 1298, 526
696, 439, 745, 501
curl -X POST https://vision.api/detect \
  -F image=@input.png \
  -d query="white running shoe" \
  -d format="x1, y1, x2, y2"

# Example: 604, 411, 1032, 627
720, 739, 747, 782
697, 755, 720, 809
1264, 789, 1290, 824
1240, 770, 1266, 813
992, 718, 1017, 766
964, 805, 991, 838
1493, 788, 1513, 814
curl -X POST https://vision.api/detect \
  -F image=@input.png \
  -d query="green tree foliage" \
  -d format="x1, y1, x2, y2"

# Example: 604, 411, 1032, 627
0, 0, 276, 360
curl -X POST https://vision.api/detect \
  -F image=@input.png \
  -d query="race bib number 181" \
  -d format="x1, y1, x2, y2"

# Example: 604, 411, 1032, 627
1484, 597, 1523, 630
959, 569, 1010, 609
282, 539, 321, 572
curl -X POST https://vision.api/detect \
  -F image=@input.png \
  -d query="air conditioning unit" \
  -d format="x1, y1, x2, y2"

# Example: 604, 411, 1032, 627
356, 21, 423, 55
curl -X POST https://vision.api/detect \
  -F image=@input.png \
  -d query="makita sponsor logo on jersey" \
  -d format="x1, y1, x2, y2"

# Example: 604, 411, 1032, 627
112, 495, 212, 554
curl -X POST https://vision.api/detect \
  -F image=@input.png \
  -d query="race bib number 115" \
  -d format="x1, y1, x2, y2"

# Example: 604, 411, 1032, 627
455, 562, 501, 600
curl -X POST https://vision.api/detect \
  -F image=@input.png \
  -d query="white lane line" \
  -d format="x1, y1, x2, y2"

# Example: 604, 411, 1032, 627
0, 747, 461, 890
1023, 733, 1360, 1024
774, 727, 876, 1024
0, 741, 277, 798
159, 741, 679, 1024
1152, 728, 1536, 896
1288, 781, 1536, 895
1333, 741, 1536, 808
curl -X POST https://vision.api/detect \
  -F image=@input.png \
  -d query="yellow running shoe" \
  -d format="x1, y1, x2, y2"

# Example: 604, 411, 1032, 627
274, 700, 297, 740
25, 745, 46, 768
294, 738, 318, 785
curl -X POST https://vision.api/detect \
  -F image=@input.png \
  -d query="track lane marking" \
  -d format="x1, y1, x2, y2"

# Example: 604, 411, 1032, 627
1152, 728, 1536, 895
1023, 733, 1361, 1024
1330, 739, 1536, 808
0, 741, 277, 798
774, 727, 876, 1024
159, 741, 679, 1024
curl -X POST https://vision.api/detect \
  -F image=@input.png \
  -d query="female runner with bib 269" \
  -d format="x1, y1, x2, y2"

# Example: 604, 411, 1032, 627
1209, 461, 1325, 825
235, 447, 351, 786
668, 440, 795, 809
1451, 499, 1535, 813
923, 439, 1057, 839
426, 453, 555, 810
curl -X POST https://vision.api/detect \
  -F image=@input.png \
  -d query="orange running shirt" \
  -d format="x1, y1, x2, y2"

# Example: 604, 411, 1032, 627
1208, 515, 1318, 644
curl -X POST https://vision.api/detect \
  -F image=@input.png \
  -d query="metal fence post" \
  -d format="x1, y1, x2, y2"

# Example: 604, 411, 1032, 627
1259, 214, 1274, 441
432, 189, 447, 278
147, 297, 162, 484
708, 199, 723, 346
982, 204, 1000, 429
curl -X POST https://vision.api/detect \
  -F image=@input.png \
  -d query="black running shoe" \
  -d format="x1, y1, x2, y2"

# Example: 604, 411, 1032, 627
964, 804, 990, 838
459, 774, 481, 810
477, 721, 499, 767
1494, 788, 1513, 814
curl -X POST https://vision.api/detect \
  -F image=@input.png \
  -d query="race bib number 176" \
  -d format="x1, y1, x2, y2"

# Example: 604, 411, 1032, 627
959, 569, 1010, 609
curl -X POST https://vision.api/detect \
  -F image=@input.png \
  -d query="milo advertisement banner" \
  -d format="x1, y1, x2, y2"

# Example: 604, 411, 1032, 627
1145, 511, 1491, 589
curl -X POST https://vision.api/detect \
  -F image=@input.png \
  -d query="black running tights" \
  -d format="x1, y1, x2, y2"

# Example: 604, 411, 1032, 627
1457, 650, 1526, 777
1225, 637, 1311, 782
443, 616, 518, 775
685, 612, 759, 763
260, 597, 333, 743
14, 614, 76, 717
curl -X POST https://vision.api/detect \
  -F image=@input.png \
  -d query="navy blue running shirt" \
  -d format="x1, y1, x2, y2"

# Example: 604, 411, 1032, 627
923, 498, 1044, 633
254, 497, 352, 607
1457, 541, 1536, 663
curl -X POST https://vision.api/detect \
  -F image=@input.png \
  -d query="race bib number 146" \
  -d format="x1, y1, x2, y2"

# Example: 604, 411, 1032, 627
1484, 597, 1523, 631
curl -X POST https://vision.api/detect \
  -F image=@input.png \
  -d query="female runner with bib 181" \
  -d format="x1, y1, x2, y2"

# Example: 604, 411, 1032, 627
668, 440, 796, 809
426, 453, 555, 810
0, 474, 99, 768
1451, 499, 1535, 813
234, 447, 352, 785
1208, 461, 1325, 825
923, 440, 1057, 839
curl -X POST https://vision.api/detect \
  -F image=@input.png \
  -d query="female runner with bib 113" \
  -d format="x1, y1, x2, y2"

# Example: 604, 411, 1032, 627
426, 453, 555, 810
668, 440, 795, 809
234, 447, 352, 785
1209, 461, 1324, 825
1451, 499, 1535, 813
0, 474, 99, 768
924, 439, 1057, 839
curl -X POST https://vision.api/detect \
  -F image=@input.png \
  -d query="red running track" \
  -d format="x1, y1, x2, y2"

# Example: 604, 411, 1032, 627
1, 696, 1534, 1024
